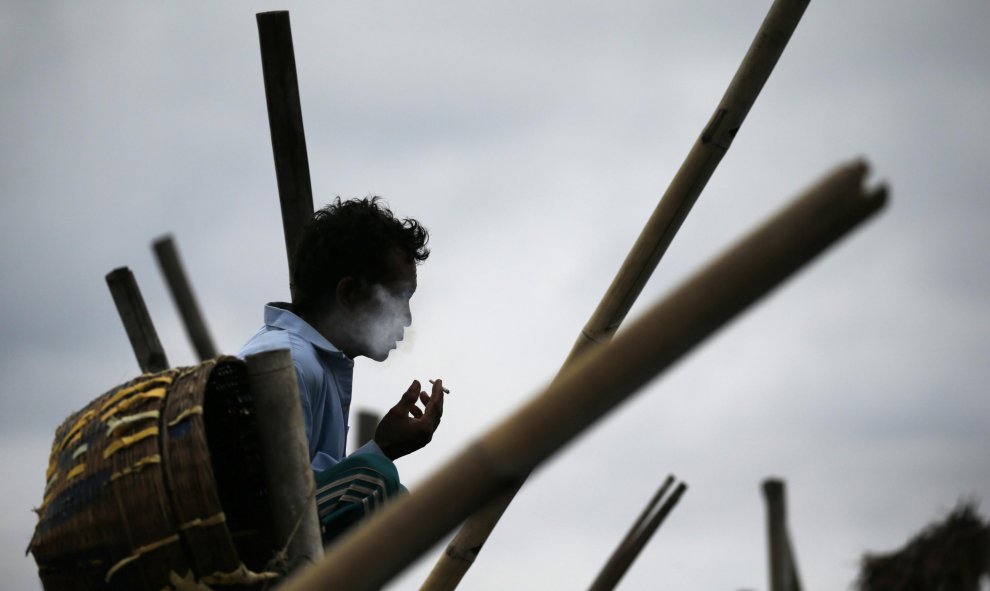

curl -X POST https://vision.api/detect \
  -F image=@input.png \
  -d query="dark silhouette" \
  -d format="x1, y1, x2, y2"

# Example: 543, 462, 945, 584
857, 502, 990, 591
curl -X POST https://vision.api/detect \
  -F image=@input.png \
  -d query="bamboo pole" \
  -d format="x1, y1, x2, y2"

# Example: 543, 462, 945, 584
356, 409, 380, 448
422, 0, 811, 586
277, 160, 888, 591
565, 0, 811, 365
763, 479, 803, 591
106, 267, 169, 373
764, 479, 787, 591
587, 477, 686, 591
245, 349, 324, 574
607, 476, 676, 563
152, 234, 218, 361
257, 11, 315, 302
786, 531, 803, 591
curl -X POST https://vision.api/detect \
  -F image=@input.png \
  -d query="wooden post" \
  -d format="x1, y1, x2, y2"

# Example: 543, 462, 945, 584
277, 160, 888, 591
763, 479, 803, 591
422, 0, 812, 587
152, 234, 218, 361
356, 409, 380, 448
257, 10, 315, 301
106, 267, 169, 373
246, 349, 324, 573
587, 477, 687, 591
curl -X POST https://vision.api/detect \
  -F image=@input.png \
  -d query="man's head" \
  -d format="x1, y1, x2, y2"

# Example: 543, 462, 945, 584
292, 197, 429, 360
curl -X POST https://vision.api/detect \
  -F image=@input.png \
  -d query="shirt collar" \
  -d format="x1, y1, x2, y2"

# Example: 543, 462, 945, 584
263, 302, 351, 362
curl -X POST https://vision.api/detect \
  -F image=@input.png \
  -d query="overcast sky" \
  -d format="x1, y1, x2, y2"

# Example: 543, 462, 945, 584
2, 1, 989, 589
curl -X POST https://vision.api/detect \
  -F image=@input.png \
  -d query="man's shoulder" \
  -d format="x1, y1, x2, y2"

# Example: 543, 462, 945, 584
239, 327, 319, 367
239, 326, 328, 397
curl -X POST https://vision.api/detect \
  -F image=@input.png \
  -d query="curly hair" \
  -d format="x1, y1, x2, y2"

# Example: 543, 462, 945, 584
291, 197, 430, 316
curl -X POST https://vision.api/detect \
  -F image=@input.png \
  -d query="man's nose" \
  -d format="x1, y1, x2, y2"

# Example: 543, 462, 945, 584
401, 302, 412, 327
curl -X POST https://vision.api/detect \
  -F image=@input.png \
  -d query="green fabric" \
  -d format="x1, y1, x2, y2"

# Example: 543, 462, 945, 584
314, 453, 403, 542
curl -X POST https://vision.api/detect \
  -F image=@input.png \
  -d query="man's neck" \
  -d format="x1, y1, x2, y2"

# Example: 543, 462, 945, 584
301, 308, 360, 360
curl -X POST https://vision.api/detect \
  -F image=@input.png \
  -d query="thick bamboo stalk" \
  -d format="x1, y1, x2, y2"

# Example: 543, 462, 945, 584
152, 235, 218, 361
106, 267, 169, 373
278, 160, 888, 591
423, 0, 811, 587
257, 11, 315, 302
763, 479, 803, 591
246, 349, 324, 574
587, 477, 685, 591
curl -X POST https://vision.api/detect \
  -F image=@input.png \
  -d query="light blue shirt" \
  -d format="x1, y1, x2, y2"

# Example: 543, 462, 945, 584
238, 303, 385, 471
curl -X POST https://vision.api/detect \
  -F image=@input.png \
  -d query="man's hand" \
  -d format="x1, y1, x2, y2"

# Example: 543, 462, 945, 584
374, 379, 444, 461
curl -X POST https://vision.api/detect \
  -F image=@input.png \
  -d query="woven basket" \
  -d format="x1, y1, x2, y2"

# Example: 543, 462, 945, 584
30, 356, 283, 590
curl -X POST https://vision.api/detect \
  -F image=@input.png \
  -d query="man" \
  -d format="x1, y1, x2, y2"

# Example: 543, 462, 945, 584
239, 197, 444, 541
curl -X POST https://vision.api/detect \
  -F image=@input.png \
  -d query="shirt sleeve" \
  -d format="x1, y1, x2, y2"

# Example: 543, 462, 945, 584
239, 330, 325, 463
290, 356, 344, 472
310, 441, 387, 473
349, 439, 388, 459
292, 361, 317, 460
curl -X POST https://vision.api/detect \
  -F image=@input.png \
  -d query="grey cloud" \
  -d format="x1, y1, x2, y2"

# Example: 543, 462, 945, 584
4, 1, 990, 589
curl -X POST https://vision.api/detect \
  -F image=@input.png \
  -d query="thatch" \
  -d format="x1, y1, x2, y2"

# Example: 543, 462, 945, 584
857, 502, 990, 591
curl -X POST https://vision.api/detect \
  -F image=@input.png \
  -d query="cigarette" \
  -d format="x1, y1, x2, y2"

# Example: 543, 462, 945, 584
429, 379, 450, 394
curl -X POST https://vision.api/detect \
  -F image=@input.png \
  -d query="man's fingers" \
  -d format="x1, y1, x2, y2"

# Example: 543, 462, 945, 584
424, 379, 445, 423
392, 380, 444, 424
396, 380, 420, 407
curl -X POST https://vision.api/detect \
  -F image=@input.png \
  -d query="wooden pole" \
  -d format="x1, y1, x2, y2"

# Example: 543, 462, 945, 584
152, 234, 218, 361
356, 409, 380, 448
257, 10, 315, 302
608, 476, 676, 562
763, 479, 803, 591
764, 479, 787, 591
106, 267, 169, 373
565, 0, 812, 364
245, 349, 324, 574
277, 160, 888, 591
587, 478, 686, 591
422, 0, 812, 587
786, 532, 803, 591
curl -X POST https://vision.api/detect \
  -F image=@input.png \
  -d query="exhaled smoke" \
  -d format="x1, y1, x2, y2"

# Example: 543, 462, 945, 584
357, 284, 414, 360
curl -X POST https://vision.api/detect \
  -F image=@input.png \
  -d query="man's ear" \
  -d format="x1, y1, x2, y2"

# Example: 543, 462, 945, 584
335, 276, 356, 309
335, 276, 368, 310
